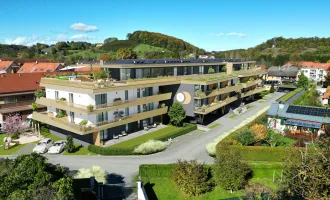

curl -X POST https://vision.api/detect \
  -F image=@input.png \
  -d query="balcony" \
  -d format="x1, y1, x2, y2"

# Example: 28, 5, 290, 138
32, 106, 168, 134
241, 87, 266, 98
242, 79, 262, 88
0, 100, 46, 114
194, 96, 238, 115
182, 73, 237, 85
194, 84, 243, 99
233, 70, 266, 77
36, 92, 172, 114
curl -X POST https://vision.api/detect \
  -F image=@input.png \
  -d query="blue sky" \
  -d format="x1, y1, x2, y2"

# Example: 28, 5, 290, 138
1, 0, 330, 51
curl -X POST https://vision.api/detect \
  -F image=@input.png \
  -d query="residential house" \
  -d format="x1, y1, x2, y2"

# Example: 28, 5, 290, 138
18, 62, 64, 73
322, 86, 330, 106
32, 58, 266, 146
285, 61, 330, 83
0, 73, 46, 130
0, 61, 20, 74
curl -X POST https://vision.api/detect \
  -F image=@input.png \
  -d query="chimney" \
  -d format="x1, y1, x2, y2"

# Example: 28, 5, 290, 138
278, 102, 285, 110
100, 60, 104, 65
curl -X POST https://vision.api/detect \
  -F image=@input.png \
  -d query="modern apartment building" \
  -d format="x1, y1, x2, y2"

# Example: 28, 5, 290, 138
32, 59, 266, 146
285, 61, 330, 83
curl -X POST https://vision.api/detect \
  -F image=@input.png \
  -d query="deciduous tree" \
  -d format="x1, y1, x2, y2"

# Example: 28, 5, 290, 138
3, 114, 28, 136
168, 102, 186, 127
116, 48, 137, 59
172, 159, 211, 196
297, 72, 309, 89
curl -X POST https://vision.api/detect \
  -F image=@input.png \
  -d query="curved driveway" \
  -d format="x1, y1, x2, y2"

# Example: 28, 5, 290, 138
3, 93, 283, 183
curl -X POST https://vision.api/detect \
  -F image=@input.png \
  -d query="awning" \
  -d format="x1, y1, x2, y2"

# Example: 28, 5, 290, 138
285, 119, 321, 129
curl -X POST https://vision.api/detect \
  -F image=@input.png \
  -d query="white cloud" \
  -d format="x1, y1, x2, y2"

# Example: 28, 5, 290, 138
227, 32, 247, 37
4, 35, 40, 46
70, 34, 96, 40
209, 33, 224, 37
70, 23, 98, 32
56, 34, 67, 41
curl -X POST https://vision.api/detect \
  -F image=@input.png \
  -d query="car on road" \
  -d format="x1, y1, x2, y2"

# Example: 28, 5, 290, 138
48, 140, 66, 154
33, 138, 54, 154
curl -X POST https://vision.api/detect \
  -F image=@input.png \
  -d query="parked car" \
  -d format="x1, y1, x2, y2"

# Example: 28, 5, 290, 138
48, 140, 67, 154
33, 138, 54, 154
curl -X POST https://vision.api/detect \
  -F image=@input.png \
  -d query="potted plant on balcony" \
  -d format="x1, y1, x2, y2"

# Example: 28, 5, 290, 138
79, 120, 88, 131
87, 104, 94, 112
201, 104, 208, 112
113, 98, 122, 105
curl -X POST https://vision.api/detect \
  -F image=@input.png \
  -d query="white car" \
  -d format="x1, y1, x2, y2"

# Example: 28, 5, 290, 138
48, 140, 67, 154
33, 138, 54, 154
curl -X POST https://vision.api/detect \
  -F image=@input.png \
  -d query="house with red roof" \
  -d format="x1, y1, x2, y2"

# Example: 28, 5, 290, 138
0, 73, 46, 129
285, 61, 330, 83
17, 62, 64, 73
0, 61, 20, 74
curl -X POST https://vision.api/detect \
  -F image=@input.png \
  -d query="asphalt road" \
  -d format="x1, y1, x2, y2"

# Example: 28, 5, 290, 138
2, 92, 283, 184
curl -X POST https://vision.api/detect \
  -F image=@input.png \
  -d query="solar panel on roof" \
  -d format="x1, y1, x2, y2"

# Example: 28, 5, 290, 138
287, 105, 328, 117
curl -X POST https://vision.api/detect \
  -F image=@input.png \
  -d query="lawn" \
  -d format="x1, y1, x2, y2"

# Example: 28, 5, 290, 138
246, 105, 254, 109
108, 125, 193, 149
258, 100, 265, 103
278, 88, 303, 102
0, 133, 26, 155
139, 163, 282, 199
229, 114, 237, 118
209, 123, 220, 129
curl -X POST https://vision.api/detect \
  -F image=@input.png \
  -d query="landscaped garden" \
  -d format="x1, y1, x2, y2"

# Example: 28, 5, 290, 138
0, 133, 26, 155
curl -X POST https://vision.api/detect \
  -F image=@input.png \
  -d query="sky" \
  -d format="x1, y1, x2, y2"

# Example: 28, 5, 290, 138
1, 0, 330, 51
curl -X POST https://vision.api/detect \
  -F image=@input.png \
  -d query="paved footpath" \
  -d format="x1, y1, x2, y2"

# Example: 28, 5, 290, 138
2, 92, 284, 184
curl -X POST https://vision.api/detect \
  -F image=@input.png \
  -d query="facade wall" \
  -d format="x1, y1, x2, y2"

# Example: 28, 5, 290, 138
299, 68, 326, 82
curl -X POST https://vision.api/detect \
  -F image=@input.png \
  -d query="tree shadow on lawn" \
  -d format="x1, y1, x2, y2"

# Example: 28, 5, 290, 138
70, 145, 84, 153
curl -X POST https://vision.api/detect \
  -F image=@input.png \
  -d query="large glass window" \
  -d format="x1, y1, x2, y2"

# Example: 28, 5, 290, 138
125, 107, 129, 116
120, 69, 131, 80
97, 112, 108, 123
125, 90, 128, 100
100, 130, 108, 141
55, 91, 59, 100
95, 94, 107, 105
165, 67, 174, 76
151, 68, 164, 77
143, 68, 151, 78
136, 69, 143, 79
137, 105, 141, 113
137, 89, 140, 98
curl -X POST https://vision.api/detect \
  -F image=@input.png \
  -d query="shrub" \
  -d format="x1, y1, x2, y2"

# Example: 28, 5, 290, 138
59, 97, 66, 101
236, 129, 255, 146
269, 84, 275, 93
133, 140, 167, 155
74, 166, 107, 183
40, 126, 49, 133
244, 183, 274, 200
66, 135, 74, 153
88, 145, 134, 155
31, 103, 38, 111
172, 159, 211, 196
168, 102, 186, 127
93, 70, 109, 80
34, 89, 45, 99
208, 68, 215, 74
214, 144, 251, 193
87, 105, 94, 112
56, 109, 67, 118
79, 120, 88, 126
265, 130, 296, 147
250, 124, 267, 141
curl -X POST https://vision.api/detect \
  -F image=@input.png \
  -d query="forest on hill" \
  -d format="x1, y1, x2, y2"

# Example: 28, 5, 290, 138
213, 37, 330, 67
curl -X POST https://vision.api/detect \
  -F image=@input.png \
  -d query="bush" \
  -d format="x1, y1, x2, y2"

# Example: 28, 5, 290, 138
156, 124, 197, 142
74, 166, 107, 183
79, 120, 88, 126
31, 103, 38, 111
41, 126, 49, 133
172, 160, 211, 197
214, 144, 251, 192
269, 84, 275, 93
34, 89, 45, 99
87, 105, 94, 112
236, 129, 255, 146
264, 130, 296, 147
133, 140, 167, 155
88, 145, 134, 155
244, 183, 274, 200
66, 135, 74, 153
56, 109, 67, 118
250, 124, 267, 141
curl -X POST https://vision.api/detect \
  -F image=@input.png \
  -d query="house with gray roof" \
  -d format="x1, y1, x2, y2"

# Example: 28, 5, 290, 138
267, 103, 329, 137
267, 66, 299, 84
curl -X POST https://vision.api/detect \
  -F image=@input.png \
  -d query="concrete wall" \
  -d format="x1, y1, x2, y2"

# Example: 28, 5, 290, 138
49, 125, 93, 146
165, 84, 195, 117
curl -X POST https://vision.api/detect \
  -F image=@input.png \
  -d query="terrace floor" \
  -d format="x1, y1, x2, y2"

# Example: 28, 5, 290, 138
103, 124, 167, 147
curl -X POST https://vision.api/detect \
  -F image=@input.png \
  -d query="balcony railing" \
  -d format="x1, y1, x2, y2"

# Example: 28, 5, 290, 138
242, 79, 262, 88
32, 106, 168, 134
241, 87, 266, 97
194, 96, 238, 114
0, 100, 35, 109
194, 84, 243, 99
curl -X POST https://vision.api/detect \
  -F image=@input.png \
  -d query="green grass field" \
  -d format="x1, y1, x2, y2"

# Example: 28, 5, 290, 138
209, 123, 220, 129
108, 125, 188, 149
139, 163, 282, 200
0, 134, 26, 155
278, 88, 303, 102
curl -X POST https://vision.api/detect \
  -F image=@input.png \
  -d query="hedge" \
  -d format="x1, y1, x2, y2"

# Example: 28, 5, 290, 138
88, 145, 135, 155
88, 123, 197, 156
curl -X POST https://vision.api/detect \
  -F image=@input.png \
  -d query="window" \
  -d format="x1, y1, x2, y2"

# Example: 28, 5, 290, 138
125, 107, 129, 116
125, 90, 128, 100
100, 130, 108, 141
137, 89, 140, 98
97, 112, 108, 123
55, 91, 59, 100
69, 112, 74, 123
95, 94, 107, 105
120, 69, 131, 80
137, 105, 141, 113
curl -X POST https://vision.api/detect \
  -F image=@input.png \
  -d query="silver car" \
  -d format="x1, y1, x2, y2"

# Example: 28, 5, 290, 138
33, 138, 54, 154
48, 140, 67, 154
